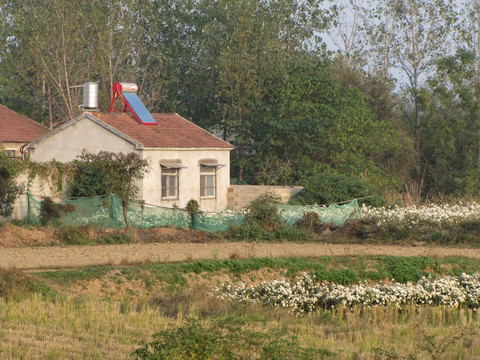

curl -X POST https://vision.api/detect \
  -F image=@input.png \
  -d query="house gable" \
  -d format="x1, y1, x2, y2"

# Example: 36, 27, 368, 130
28, 113, 143, 163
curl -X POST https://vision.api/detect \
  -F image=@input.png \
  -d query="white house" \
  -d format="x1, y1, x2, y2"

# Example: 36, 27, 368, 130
28, 111, 233, 211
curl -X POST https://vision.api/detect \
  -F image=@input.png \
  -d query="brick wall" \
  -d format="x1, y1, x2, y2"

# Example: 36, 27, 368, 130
227, 185, 303, 210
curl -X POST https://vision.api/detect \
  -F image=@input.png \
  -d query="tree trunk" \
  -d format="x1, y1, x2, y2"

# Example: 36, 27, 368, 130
122, 200, 130, 229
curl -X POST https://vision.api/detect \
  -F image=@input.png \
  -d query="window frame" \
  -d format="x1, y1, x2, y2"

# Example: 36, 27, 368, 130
161, 167, 179, 200
200, 165, 216, 198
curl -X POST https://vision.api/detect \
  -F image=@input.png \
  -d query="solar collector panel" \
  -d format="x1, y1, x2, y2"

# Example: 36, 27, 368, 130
122, 92, 157, 125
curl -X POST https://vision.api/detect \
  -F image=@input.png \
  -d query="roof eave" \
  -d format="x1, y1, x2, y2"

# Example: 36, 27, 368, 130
142, 146, 233, 151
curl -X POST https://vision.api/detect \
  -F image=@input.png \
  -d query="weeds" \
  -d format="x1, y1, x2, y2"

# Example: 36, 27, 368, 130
133, 316, 334, 360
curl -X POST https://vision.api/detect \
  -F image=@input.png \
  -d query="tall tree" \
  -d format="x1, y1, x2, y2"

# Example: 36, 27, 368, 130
454, 0, 480, 168
0, 0, 97, 127
211, 0, 329, 183
367, 0, 456, 198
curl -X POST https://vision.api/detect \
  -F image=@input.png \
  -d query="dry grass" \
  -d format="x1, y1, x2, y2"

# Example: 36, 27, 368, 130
1, 291, 480, 359
0, 294, 169, 359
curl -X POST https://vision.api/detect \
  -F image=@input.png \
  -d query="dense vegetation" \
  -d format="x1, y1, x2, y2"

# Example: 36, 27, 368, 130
2, 0, 480, 202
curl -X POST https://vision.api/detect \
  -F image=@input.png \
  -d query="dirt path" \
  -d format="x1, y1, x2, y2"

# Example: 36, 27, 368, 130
2, 242, 480, 270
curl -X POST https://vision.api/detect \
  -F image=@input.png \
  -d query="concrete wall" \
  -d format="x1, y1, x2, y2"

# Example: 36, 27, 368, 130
227, 185, 303, 210
143, 148, 230, 211
29, 117, 138, 163
1, 172, 67, 221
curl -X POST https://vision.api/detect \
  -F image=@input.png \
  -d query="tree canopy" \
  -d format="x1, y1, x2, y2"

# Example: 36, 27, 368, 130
1, 0, 480, 202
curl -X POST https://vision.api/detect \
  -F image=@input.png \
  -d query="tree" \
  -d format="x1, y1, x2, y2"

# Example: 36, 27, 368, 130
72, 151, 149, 228
419, 50, 480, 197
367, 0, 456, 198
242, 54, 407, 193
0, 0, 168, 125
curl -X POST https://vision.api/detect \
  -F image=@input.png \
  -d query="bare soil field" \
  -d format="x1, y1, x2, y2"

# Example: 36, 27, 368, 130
1, 223, 480, 270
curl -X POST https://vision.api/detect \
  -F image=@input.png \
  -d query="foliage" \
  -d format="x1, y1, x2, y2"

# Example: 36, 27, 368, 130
39, 197, 75, 226
69, 160, 107, 197
246, 193, 283, 232
71, 151, 149, 228
295, 211, 337, 234
292, 170, 379, 206
0, 268, 55, 300
225, 193, 284, 241
54, 225, 132, 246
133, 316, 334, 359
186, 199, 201, 224
0, 149, 24, 217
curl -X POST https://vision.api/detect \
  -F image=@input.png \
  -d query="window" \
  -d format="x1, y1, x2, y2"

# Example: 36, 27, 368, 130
161, 167, 178, 199
200, 165, 216, 197
4, 150, 15, 158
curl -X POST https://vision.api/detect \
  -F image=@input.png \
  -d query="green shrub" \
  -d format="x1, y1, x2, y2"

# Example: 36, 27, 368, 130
39, 197, 62, 225
225, 219, 272, 241
246, 193, 283, 232
225, 193, 285, 241
69, 159, 107, 197
133, 316, 334, 359
292, 171, 383, 206
383, 257, 437, 283
55, 226, 94, 245
295, 211, 337, 234
39, 198, 76, 226
0, 150, 24, 217
0, 268, 55, 300
274, 226, 311, 242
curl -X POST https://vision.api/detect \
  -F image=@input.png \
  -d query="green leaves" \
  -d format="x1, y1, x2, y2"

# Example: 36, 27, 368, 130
71, 151, 149, 228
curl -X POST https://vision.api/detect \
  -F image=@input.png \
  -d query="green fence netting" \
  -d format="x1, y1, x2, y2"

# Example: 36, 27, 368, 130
277, 199, 361, 226
26, 192, 360, 231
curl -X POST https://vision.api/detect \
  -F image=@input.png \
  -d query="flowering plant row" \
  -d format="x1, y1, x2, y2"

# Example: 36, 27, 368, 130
214, 273, 480, 313
360, 202, 480, 227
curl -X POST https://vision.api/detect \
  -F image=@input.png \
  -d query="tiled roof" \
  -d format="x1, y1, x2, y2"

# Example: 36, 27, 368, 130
0, 104, 49, 142
93, 112, 232, 149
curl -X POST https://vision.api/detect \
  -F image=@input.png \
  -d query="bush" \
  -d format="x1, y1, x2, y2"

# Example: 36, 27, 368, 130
295, 211, 337, 234
133, 316, 334, 359
225, 219, 273, 241
246, 193, 283, 232
39, 197, 62, 225
0, 151, 24, 217
293, 171, 384, 206
274, 226, 311, 242
0, 268, 55, 300
55, 226, 93, 245
39, 198, 76, 226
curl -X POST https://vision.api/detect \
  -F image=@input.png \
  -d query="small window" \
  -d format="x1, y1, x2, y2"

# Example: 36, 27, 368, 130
162, 167, 179, 199
4, 150, 15, 158
200, 165, 216, 198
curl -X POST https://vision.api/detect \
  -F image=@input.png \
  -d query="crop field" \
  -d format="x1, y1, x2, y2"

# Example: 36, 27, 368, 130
1, 255, 480, 359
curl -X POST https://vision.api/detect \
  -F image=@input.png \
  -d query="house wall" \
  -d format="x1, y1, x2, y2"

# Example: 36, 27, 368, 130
29, 118, 139, 163
1, 172, 67, 221
142, 149, 230, 211
2, 141, 25, 158
227, 185, 303, 210
26, 117, 231, 213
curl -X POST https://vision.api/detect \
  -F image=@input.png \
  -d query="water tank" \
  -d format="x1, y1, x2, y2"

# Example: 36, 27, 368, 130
83, 82, 99, 110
